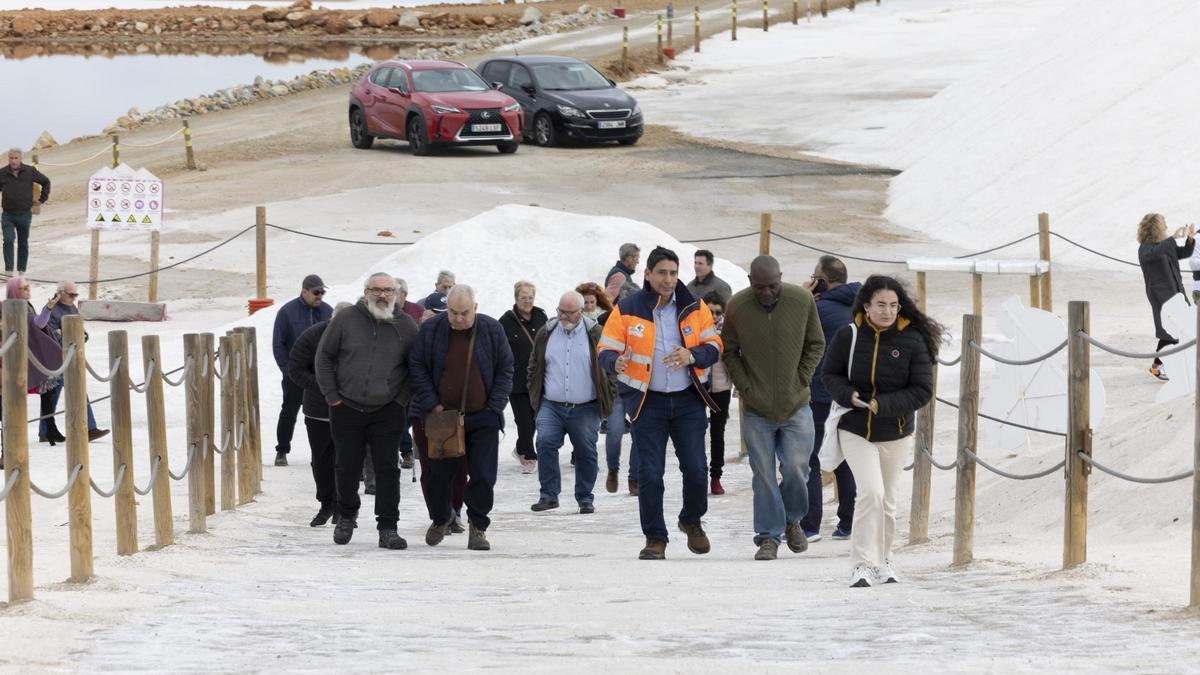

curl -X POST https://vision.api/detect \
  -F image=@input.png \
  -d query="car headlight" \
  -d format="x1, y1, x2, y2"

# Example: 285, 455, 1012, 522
430, 105, 461, 114
632, 104, 641, 116
556, 104, 585, 119
503, 102, 521, 113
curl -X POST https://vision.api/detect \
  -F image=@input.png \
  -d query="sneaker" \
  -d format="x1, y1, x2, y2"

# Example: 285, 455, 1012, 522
425, 520, 448, 547
467, 523, 490, 551
710, 477, 725, 495
531, 498, 559, 512
875, 559, 899, 584
378, 529, 408, 550
1150, 365, 1169, 381
803, 530, 822, 543
678, 521, 711, 555
754, 539, 779, 561
832, 527, 852, 540
88, 428, 110, 442
449, 513, 466, 534
309, 504, 336, 527
849, 562, 874, 588
639, 537, 666, 560
521, 458, 537, 474
333, 517, 356, 545
274, 451, 288, 467
628, 478, 639, 496
579, 503, 595, 514
785, 522, 809, 553
400, 452, 414, 470
605, 469, 618, 493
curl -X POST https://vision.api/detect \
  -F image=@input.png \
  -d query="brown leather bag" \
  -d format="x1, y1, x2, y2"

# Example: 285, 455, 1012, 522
424, 328, 476, 460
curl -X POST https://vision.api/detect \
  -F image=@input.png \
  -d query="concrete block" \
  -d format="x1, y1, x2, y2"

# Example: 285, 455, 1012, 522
79, 299, 167, 322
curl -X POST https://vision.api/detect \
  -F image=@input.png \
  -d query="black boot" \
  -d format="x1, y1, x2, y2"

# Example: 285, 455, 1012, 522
378, 530, 408, 550
310, 504, 336, 527
333, 517, 356, 545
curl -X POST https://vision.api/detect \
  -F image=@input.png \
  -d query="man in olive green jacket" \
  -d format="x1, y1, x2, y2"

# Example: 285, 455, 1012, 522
722, 256, 826, 560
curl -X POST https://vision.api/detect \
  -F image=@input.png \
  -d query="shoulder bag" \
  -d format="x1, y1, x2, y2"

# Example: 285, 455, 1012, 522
425, 328, 476, 460
818, 323, 858, 469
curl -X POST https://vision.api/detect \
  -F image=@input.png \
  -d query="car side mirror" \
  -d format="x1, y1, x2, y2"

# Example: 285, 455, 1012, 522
492, 81, 504, 90
388, 86, 407, 96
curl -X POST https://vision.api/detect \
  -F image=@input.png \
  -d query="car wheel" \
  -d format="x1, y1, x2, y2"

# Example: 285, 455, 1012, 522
533, 113, 556, 147
349, 108, 374, 149
497, 143, 519, 154
617, 137, 639, 146
407, 116, 431, 156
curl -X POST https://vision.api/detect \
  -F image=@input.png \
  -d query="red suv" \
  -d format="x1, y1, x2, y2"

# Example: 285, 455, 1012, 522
349, 60, 523, 155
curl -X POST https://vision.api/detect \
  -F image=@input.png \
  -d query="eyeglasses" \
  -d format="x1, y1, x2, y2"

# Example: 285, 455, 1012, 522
556, 307, 582, 317
871, 302, 901, 313
310, 289, 326, 296
66, 292, 78, 298
366, 287, 396, 296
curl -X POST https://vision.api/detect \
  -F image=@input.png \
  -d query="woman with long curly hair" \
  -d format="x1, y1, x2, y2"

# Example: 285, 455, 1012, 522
1137, 213, 1195, 381
821, 275, 937, 587
575, 282, 613, 321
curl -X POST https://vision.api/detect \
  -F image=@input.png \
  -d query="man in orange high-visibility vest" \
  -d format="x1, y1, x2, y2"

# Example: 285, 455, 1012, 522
597, 246, 723, 560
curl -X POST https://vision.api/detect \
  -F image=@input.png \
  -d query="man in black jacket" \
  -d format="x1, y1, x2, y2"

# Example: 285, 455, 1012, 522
272, 274, 332, 467
0, 148, 50, 274
316, 273, 418, 550
499, 280, 548, 473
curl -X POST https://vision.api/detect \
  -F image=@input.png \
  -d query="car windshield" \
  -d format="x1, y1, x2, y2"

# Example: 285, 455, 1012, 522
531, 62, 612, 91
411, 68, 490, 93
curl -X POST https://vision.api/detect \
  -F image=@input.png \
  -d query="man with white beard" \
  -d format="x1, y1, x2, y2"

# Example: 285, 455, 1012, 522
316, 273, 419, 549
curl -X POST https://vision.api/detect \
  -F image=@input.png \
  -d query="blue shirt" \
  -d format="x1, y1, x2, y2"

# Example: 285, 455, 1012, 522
649, 294, 689, 393
543, 322, 595, 404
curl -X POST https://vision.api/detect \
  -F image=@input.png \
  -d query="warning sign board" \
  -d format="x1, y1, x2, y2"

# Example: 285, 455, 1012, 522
86, 164, 163, 232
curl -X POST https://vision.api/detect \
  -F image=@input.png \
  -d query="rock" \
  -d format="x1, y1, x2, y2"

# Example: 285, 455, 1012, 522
286, 10, 311, 26
262, 7, 289, 21
520, 6, 542, 24
364, 9, 398, 28
266, 20, 288, 32
324, 17, 347, 34
219, 18, 236, 30
270, 84, 290, 96
482, 14, 497, 27
291, 0, 313, 8
578, 4, 592, 13
10, 17, 40, 36
397, 11, 421, 29
33, 131, 58, 151
346, 18, 362, 29
192, 17, 206, 25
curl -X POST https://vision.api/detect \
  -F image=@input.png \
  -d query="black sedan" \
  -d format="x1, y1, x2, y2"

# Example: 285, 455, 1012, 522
476, 55, 644, 147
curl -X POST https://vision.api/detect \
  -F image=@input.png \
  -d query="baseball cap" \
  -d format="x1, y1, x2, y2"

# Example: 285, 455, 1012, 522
302, 274, 326, 291
425, 294, 448, 313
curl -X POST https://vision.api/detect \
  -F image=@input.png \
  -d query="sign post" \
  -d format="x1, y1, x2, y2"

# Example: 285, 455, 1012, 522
86, 164, 164, 300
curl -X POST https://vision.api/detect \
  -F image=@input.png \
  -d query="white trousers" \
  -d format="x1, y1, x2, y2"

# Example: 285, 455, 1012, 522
839, 430, 913, 567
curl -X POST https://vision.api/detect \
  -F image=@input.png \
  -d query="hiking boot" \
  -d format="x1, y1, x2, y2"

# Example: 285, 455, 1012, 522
579, 503, 595, 514
333, 517, 356, 545
678, 521, 711, 555
274, 451, 288, 467
449, 513, 465, 534
425, 520, 448, 547
628, 478, 639, 496
531, 498, 559, 512
467, 523, 490, 551
785, 522, 809, 553
309, 504, 336, 527
639, 537, 667, 560
710, 477, 725, 495
378, 530, 408, 550
605, 469, 618, 493
754, 539, 779, 561
400, 452, 414, 470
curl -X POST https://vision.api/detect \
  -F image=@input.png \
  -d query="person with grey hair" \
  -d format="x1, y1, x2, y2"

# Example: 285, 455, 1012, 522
272, 273, 332, 466
316, 273, 419, 549
605, 243, 641, 303
394, 276, 424, 469
34, 279, 108, 443
526, 291, 613, 514
409, 283, 513, 551
0, 148, 51, 274
421, 270, 456, 315
499, 280, 548, 473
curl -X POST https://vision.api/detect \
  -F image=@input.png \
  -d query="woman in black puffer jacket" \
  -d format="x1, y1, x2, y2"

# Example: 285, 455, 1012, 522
821, 275, 938, 588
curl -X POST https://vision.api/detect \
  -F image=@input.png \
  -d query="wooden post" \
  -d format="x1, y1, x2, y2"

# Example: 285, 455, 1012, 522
1063, 301, 1090, 568
1192, 303, 1200, 607
111, 134, 120, 168
141, 334, 173, 548
235, 327, 264, 496
108, 331, 138, 556
667, 12, 673, 50
31, 153, 41, 215
1029, 275, 1041, 310
89, 230, 100, 300
218, 335, 237, 510
62, 315, 94, 581
255, 206, 267, 301
694, 6, 700, 52
622, 26, 629, 73
149, 230, 160, 303
232, 333, 254, 505
952, 314, 981, 566
657, 15, 664, 64
792, 0, 798, 24
4, 300, 34, 602
731, 0, 737, 40
763, 0, 768, 30
971, 272, 983, 317
848, 0, 855, 10
807, 0, 812, 21
1038, 212, 1053, 312
183, 333, 207, 534
201, 333, 216, 514
820, 0, 828, 17
182, 118, 196, 170
908, 271, 933, 545
759, 213, 771, 255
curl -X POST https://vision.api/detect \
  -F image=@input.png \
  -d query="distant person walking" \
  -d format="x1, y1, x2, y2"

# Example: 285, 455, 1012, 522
700, 291, 731, 496
271, 274, 332, 466
499, 280, 548, 473
821, 275, 936, 587
605, 243, 641, 303
421, 270, 456, 322
687, 249, 732, 304
35, 280, 109, 444
0, 148, 50, 275
1137, 213, 1195, 381
575, 282, 613, 321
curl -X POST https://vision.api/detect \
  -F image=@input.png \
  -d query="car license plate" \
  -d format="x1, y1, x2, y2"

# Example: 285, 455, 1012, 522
598, 120, 627, 129
471, 123, 502, 133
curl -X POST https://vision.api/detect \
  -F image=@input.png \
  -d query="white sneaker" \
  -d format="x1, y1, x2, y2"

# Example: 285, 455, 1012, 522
849, 563, 873, 588
874, 560, 899, 584
521, 458, 537, 475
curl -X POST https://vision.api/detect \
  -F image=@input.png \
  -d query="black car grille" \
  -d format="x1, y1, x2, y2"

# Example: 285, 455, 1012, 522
587, 109, 631, 120
460, 108, 508, 137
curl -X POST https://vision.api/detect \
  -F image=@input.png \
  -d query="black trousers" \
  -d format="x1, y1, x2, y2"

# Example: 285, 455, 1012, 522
509, 392, 536, 459
330, 402, 403, 530
1153, 338, 1178, 367
276, 376, 305, 454
426, 410, 500, 531
412, 416, 466, 520
304, 416, 337, 507
708, 389, 731, 479
800, 400, 857, 533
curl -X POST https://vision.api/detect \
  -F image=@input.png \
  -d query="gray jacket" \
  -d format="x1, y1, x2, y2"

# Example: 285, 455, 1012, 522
315, 299, 419, 412
687, 272, 733, 305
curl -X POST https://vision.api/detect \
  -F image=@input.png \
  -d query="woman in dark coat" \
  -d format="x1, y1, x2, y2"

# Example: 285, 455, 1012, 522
1136, 213, 1195, 381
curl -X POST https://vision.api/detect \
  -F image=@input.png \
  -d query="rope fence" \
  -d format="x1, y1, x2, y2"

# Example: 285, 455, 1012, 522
963, 448, 1065, 481
968, 339, 1068, 367
89, 464, 127, 499
0, 469, 19, 501
1077, 452, 1194, 485
28, 464, 84, 500
1078, 332, 1197, 360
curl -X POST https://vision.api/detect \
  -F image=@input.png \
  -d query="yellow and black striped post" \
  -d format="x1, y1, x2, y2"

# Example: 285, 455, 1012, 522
183, 119, 196, 170
763, 0, 769, 31
111, 134, 120, 168
694, 6, 701, 52
657, 15, 664, 64
731, 0, 737, 40
668, 10, 673, 50
622, 26, 629, 73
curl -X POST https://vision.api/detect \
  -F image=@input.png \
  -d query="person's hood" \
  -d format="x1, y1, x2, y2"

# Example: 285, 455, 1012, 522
820, 281, 862, 307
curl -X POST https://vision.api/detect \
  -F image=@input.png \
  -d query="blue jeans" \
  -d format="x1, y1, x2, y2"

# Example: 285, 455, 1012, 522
605, 393, 638, 477
535, 400, 600, 505
1, 210, 32, 272
630, 390, 708, 541
743, 405, 815, 545
40, 385, 99, 438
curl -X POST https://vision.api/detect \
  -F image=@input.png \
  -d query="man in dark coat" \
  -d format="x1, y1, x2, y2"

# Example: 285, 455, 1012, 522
498, 280, 548, 473
0, 148, 50, 274
271, 274, 332, 466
